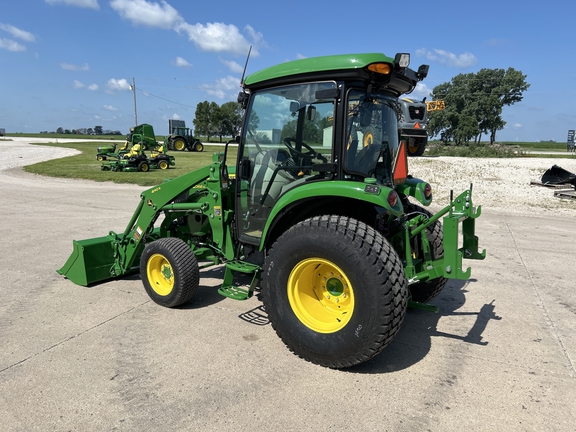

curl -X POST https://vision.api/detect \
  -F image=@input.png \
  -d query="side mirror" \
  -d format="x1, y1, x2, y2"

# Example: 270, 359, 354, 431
306, 106, 316, 121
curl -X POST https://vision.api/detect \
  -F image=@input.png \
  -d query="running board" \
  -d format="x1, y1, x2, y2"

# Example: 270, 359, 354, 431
218, 261, 261, 300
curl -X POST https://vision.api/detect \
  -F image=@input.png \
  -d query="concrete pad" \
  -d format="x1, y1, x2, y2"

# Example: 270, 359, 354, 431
0, 142, 575, 431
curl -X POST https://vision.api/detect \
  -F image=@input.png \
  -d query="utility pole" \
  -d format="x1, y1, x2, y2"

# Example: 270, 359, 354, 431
129, 77, 138, 126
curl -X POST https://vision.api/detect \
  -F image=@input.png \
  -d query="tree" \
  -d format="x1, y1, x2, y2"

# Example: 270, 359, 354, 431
94, 125, 103, 135
193, 101, 221, 142
219, 101, 243, 139
429, 68, 529, 145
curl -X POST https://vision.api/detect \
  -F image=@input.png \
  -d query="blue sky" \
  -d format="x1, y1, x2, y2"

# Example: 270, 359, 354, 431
1, 0, 574, 142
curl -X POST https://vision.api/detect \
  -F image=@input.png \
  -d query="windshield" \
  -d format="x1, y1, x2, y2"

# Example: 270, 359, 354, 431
344, 90, 400, 185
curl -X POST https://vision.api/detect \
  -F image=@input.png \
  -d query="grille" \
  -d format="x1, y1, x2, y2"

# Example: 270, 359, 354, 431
408, 106, 425, 120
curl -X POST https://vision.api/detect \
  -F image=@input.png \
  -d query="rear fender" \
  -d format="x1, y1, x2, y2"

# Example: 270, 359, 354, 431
258, 180, 402, 250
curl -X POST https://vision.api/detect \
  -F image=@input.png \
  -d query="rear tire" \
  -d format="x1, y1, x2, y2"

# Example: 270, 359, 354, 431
262, 215, 408, 368
140, 237, 199, 307
138, 161, 150, 172
405, 203, 447, 302
158, 159, 169, 170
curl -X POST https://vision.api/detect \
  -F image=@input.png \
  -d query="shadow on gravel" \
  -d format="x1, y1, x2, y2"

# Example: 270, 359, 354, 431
350, 279, 502, 374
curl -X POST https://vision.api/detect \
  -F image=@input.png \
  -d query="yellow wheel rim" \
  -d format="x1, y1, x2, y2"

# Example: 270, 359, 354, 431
287, 258, 354, 333
141, 164, 149, 172
174, 139, 185, 151
159, 161, 168, 169
363, 131, 374, 147
146, 253, 174, 296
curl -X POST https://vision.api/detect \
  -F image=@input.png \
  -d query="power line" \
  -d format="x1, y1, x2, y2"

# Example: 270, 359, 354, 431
134, 87, 196, 109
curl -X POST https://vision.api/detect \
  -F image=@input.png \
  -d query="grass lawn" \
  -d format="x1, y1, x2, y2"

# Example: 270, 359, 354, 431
24, 141, 238, 187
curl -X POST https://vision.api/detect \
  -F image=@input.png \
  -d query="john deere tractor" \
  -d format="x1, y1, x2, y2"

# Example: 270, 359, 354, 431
59, 52, 485, 368
166, 121, 204, 152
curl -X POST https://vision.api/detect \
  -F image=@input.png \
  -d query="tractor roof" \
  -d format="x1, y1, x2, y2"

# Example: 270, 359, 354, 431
243, 53, 424, 96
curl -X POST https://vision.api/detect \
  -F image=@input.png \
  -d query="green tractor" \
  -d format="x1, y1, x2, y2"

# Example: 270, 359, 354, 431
59, 52, 485, 368
166, 122, 204, 152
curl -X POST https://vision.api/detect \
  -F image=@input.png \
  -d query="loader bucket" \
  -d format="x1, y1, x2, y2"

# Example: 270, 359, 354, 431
541, 165, 576, 186
57, 236, 117, 286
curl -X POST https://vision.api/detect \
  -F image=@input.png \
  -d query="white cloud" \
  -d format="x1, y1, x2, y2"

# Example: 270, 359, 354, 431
0, 38, 25, 52
200, 75, 241, 99
73, 80, 85, 89
219, 57, 243, 73
45, 0, 99, 9
176, 22, 257, 56
513, 123, 523, 129
103, 105, 118, 111
296, 53, 307, 60
106, 78, 131, 91
415, 48, 477, 68
110, 0, 182, 29
0, 24, 35, 42
108, 1, 263, 56
61, 62, 90, 71
87, 84, 98, 91
171, 113, 181, 119
174, 56, 192, 68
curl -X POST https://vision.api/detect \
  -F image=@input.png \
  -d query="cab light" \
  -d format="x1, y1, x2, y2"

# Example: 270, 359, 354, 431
367, 63, 391, 75
388, 190, 398, 207
424, 183, 432, 199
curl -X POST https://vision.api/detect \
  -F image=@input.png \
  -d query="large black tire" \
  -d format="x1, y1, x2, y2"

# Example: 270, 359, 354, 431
173, 138, 186, 151
404, 203, 447, 302
261, 215, 408, 368
140, 237, 199, 307
407, 137, 427, 157
193, 141, 204, 152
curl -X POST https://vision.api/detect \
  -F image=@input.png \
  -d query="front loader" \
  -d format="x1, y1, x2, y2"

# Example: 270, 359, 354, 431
59, 52, 485, 368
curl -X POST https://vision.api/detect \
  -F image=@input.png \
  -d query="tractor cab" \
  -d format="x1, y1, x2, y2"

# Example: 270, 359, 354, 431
235, 56, 414, 245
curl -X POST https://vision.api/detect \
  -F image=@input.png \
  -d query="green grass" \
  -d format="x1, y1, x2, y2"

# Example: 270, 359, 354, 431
24, 142, 238, 187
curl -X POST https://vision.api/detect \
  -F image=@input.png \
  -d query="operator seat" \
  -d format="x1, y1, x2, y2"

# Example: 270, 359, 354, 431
250, 149, 294, 206
125, 143, 141, 158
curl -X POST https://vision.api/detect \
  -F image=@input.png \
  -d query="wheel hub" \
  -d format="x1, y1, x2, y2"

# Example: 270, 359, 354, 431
287, 258, 354, 333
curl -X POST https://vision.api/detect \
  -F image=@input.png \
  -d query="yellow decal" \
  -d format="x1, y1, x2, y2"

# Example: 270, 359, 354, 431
151, 186, 161, 193
214, 206, 221, 217
133, 226, 143, 241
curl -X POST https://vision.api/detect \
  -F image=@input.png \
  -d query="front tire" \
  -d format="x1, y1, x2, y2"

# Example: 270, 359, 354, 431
193, 141, 204, 152
140, 237, 199, 307
158, 159, 169, 170
173, 138, 186, 151
262, 215, 408, 368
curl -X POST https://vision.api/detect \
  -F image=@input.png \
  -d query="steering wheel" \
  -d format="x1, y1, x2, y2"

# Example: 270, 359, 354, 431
283, 138, 327, 162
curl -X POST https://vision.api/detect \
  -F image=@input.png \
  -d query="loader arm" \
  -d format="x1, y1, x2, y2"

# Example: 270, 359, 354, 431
58, 155, 234, 286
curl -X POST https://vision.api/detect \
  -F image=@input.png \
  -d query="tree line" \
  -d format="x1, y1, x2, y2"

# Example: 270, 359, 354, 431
193, 101, 243, 142
42, 126, 122, 135
428, 67, 529, 145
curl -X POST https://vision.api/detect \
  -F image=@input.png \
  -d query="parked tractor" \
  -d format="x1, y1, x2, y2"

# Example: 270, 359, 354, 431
398, 97, 445, 157
59, 52, 485, 368
166, 120, 204, 152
